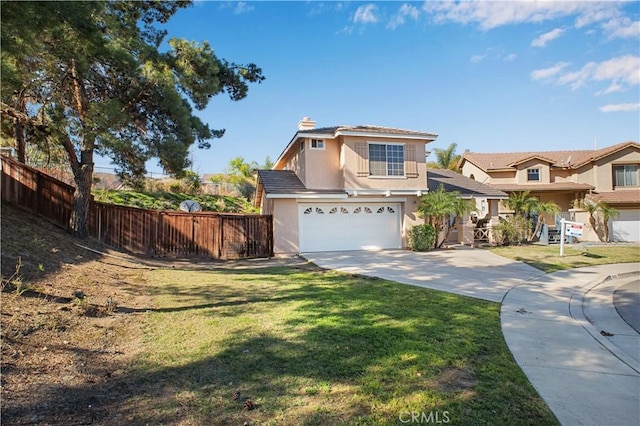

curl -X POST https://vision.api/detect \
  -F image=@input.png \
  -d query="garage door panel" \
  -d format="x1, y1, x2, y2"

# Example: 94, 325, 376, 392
611, 209, 640, 242
299, 203, 401, 252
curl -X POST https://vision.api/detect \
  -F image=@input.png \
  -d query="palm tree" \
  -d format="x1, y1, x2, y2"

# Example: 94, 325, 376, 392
580, 199, 617, 242
599, 202, 619, 242
529, 200, 561, 241
505, 191, 537, 218
581, 200, 602, 241
417, 184, 473, 248
431, 143, 461, 170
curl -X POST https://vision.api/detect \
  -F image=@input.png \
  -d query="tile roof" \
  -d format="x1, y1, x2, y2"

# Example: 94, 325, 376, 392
426, 168, 508, 198
489, 182, 595, 192
256, 170, 346, 195
461, 141, 639, 171
297, 125, 438, 138
591, 191, 640, 205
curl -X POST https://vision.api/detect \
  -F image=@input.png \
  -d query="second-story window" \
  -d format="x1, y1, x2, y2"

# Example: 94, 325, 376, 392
613, 164, 639, 187
311, 139, 324, 150
369, 143, 404, 176
527, 168, 540, 181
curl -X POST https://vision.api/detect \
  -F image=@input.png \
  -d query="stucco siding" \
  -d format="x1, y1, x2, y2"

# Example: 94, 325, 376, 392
342, 136, 428, 190
272, 199, 299, 253
302, 137, 343, 189
594, 146, 640, 191
515, 161, 550, 184
460, 163, 490, 182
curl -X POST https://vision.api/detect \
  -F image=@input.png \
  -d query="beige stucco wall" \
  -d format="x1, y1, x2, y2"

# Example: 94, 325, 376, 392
460, 162, 490, 182
575, 145, 640, 192
280, 141, 306, 184
301, 137, 343, 189
515, 160, 550, 184
271, 199, 300, 254
342, 136, 428, 190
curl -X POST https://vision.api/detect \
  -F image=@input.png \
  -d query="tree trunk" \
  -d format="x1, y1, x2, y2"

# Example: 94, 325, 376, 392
603, 219, 610, 242
589, 214, 605, 242
15, 120, 26, 163
70, 159, 93, 238
66, 59, 94, 238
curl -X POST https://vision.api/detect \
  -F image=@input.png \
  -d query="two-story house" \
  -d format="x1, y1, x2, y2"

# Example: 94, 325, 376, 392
255, 117, 437, 253
256, 117, 509, 253
458, 141, 640, 242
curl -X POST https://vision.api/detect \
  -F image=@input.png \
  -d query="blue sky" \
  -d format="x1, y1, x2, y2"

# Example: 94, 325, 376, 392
123, 1, 640, 176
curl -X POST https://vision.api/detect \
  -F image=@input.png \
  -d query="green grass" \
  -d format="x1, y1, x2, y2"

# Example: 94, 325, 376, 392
490, 244, 640, 273
93, 189, 257, 213
123, 265, 558, 425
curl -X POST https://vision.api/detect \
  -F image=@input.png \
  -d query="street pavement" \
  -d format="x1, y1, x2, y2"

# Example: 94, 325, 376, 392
304, 248, 640, 426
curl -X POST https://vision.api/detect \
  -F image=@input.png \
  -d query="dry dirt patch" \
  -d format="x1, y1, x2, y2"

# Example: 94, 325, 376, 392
1, 203, 155, 425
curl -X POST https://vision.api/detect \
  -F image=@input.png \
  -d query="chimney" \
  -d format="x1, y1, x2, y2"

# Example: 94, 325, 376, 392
297, 116, 316, 131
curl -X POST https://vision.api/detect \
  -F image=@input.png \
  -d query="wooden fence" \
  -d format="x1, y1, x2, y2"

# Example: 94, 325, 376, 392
1, 156, 273, 259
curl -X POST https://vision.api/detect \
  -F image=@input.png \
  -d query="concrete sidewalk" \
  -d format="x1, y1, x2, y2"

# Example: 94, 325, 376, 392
501, 263, 640, 426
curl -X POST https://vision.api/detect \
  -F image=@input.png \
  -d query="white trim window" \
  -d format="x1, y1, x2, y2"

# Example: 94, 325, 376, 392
613, 164, 638, 187
527, 168, 540, 182
369, 143, 404, 176
310, 139, 325, 150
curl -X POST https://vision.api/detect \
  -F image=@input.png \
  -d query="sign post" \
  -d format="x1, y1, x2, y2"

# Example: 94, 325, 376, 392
560, 219, 584, 257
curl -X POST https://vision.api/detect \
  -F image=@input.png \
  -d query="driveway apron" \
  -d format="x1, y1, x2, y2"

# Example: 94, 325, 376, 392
304, 247, 543, 302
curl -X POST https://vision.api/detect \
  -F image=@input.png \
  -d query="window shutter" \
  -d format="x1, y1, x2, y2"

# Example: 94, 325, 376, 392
355, 142, 369, 176
405, 144, 418, 178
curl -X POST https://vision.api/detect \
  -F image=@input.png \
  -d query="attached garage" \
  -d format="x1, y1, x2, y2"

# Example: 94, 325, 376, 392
611, 209, 640, 242
299, 203, 402, 252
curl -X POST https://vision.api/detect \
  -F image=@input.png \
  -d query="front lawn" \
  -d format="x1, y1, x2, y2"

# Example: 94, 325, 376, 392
122, 265, 557, 425
490, 244, 640, 273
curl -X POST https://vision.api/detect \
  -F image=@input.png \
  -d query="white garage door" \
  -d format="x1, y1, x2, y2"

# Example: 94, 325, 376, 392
299, 203, 401, 252
611, 209, 640, 242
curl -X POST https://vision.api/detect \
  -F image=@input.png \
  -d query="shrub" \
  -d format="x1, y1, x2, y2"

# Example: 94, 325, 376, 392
492, 216, 531, 246
408, 224, 436, 251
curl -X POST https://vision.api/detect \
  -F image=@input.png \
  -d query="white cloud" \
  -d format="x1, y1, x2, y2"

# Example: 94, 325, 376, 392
602, 17, 640, 39
388, 4, 421, 30
530, 62, 571, 80
533, 55, 640, 94
234, 1, 254, 14
596, 82, 624, 96
557, 55, 640, 90
532, 28, 565, 47
422, 1, 623, 30
470, 54, 486, 63
599, 103, 640, 112
504, 53, 517, 62
353, 4, 379, 24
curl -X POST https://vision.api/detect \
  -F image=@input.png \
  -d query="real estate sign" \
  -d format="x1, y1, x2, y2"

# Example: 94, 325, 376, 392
565, 222, 584, 237
560, 219, 585, 256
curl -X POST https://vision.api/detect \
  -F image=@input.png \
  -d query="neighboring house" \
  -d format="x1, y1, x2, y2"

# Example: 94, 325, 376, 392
255, 117, 437, 253
458, 141, 640, 242
426, 168, 508, 244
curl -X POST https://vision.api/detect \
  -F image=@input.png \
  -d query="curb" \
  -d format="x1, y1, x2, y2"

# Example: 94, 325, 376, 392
568, 272, 640, 375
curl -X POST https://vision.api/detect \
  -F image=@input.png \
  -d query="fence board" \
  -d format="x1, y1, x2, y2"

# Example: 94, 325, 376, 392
1, 156, 273, 259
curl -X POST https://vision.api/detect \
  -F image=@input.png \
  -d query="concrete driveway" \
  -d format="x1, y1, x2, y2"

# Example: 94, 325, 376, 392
304, 247, 543, 303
